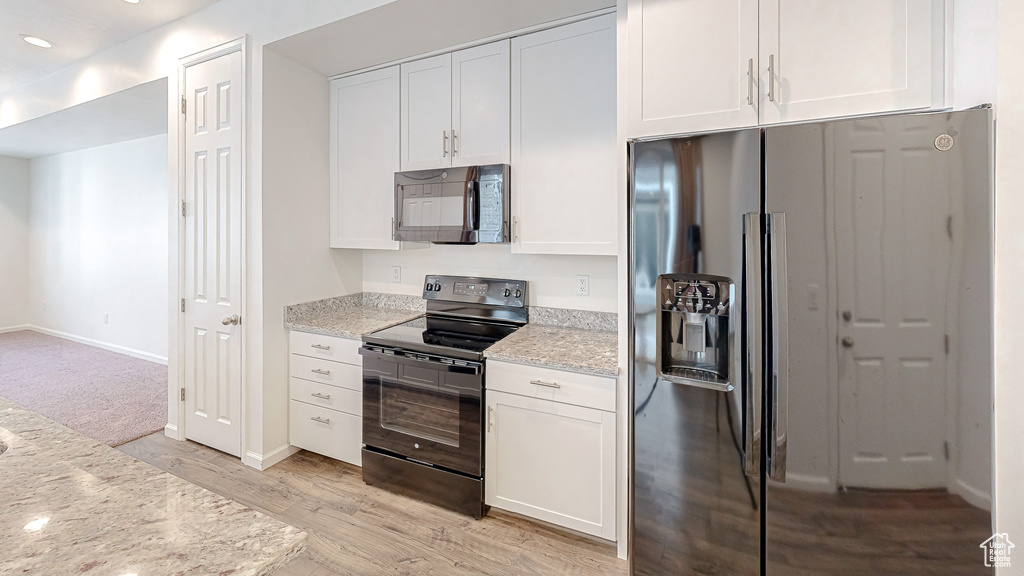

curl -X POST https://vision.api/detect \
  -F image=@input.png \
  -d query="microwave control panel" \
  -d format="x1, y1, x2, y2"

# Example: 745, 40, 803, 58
479, 178, 503, 231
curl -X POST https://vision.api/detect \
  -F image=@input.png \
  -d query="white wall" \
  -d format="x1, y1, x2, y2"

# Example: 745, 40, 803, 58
0, 156, 30, 331
363, 247, 617, 312
28, 135, 168, 361
259, 48, 363, 465
995, 0, 1024, 570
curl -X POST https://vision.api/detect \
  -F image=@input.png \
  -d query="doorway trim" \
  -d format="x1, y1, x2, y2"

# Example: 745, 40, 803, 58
170, 36, 248, 460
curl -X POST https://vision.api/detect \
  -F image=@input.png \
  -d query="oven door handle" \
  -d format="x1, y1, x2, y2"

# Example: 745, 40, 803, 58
358, 345, 482, 375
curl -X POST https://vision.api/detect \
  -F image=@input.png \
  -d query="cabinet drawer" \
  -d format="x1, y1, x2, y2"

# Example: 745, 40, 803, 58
289, 354, 362, 392
289, 400, 362, 466
486, 360, 616, 412
289, 330, 361, 365
290, 378, 362, 416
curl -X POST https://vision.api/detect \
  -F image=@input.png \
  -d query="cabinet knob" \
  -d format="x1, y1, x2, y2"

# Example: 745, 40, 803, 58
841, 336, 854, 348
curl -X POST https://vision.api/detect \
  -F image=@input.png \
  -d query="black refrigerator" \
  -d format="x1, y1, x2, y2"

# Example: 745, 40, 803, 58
629, 109, 994, 575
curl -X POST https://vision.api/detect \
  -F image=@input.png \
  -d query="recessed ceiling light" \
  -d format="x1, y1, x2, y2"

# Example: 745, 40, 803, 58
21, 35, 53, 49
122, 0, 140, 3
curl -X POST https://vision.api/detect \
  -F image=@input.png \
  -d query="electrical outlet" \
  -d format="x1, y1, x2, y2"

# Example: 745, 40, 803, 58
104, 313, 109, 324
576, 275, 589, 296
391, 266, 402, 283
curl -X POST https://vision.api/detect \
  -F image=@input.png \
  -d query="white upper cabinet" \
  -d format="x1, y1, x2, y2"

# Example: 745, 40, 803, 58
451, 41, 510, 167
759, 0, 935, 124
628, 0, 759, 138
330, 66, 401, 250
401, 55, 452, 170
401, 40, 510, 170
627, 0, 939, 136
511, 14, 617, 256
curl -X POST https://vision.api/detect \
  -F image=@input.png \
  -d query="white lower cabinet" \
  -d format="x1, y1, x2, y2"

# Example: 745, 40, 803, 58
485, 361, 616, 540
288, 331, 363, 466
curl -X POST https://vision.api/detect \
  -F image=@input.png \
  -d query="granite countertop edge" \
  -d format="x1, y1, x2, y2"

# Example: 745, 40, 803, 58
482, 351, 619, 378
282, 314, 420, 340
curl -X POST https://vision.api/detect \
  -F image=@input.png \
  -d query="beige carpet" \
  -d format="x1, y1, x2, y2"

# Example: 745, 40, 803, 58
0, 330, 167, 446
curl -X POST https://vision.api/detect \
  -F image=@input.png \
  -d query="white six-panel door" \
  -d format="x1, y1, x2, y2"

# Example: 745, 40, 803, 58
182, 47, 243, 457
833, 116, 950, 489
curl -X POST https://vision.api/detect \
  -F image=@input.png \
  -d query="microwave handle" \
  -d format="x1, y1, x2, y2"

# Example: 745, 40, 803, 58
463, 180, 479, 231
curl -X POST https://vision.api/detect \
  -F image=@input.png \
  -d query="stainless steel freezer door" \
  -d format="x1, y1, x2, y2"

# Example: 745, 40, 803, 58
629, 131, 762, 576
762, 109, 994, 575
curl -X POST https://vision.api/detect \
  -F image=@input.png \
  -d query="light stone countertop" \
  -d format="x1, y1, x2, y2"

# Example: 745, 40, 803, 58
485, 323, 619, 377
283, 292, 422, 339
283, 295, 619, 376
0, 396, 306, 575
285, 306, 422, 340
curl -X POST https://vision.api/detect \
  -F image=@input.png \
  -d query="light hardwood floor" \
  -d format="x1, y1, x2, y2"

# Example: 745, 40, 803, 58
117, 434, 627, 576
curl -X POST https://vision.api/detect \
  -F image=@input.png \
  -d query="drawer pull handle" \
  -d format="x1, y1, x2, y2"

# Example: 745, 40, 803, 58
310, 416, 331, 424
311, 344, 331, 351
311, 392, 331, 400
311, 368, 331, 376
530, 379, 560, 389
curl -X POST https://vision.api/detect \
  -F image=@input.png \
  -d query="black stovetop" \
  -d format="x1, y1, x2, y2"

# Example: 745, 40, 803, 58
362, 315, 520, 361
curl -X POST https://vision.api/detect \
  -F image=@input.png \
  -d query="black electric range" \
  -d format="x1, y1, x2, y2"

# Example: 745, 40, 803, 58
359, 275, 528, 519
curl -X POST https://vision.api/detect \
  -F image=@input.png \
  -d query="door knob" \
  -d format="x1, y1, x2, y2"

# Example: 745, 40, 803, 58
221, 314, 240, 326
841, 336, 854, 348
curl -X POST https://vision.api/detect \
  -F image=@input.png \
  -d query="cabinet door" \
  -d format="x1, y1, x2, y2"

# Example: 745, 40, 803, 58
485, 390, 616, 540
451, 40, 510, 167
401, 54, 452, 170
511, 15, 618, 255
759, 0, 935, 124
330, 67, 400, 250
627, 0, 759, 137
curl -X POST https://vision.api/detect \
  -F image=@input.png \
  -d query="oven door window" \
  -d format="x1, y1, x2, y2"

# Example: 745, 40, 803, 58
381, 363, 460, 447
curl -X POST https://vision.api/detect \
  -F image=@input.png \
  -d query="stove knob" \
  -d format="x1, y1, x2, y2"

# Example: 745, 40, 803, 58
503, 288, 512, 297
425, 283, 434, 291
434, 284, 442, 292
514, 289, 522, 299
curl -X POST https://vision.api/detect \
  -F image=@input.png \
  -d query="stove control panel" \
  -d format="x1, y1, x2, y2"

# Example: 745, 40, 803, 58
422, 275, 528, 309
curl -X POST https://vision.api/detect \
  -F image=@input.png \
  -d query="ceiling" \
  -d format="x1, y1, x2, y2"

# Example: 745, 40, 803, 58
0, 0, 221, 95
0, 78, 167, 158
268, 0, 613, 78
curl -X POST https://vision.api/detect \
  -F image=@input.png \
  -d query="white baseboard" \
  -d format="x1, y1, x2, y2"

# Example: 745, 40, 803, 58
0, 325, 31, 334
243, 443, 300, 471
27, 325, 168, 365
774, 472, 835, 493
955, 477, 992, 511
164, 423, 183, 440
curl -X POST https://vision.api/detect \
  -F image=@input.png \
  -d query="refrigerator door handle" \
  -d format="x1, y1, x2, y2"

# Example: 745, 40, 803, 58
742, 213, 762, 477
767, 212, 789, 482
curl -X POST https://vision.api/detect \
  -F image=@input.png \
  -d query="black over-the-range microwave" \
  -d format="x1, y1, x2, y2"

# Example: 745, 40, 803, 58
393, 164, 510, 245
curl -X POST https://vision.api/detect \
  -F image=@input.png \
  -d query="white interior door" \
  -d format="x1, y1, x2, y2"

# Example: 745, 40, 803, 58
833, 116, 950, 489
182, 47, 243, 457
451, 40, 510, 167
401, 54, 452, 170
